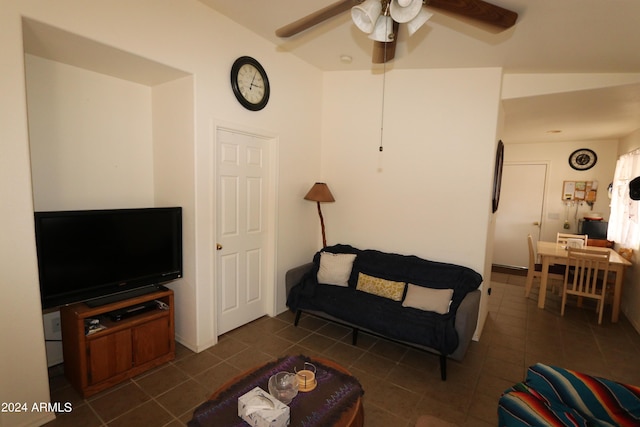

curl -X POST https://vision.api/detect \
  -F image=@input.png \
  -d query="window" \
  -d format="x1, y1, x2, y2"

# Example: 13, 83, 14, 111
608, 149, 640, 249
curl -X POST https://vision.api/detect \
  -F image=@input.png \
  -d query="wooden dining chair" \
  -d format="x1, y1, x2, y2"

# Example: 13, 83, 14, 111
603, 247, 634, 297
556, 232, 588, 248
561, 248, 611, 324
525, 234, 565, 297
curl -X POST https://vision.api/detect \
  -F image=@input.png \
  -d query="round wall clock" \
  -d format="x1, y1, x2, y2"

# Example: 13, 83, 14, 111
230, 56, 270, 111
569, 148, 597, 171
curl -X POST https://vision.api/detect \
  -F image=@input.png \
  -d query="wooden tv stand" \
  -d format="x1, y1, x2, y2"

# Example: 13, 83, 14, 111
60, 287, 175, 398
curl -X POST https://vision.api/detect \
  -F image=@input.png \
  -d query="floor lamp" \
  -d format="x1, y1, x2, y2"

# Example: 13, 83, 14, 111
304, 182, 335, 248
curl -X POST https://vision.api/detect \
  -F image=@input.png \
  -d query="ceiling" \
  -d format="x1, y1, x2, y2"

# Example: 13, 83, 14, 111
199, 0, 640, 144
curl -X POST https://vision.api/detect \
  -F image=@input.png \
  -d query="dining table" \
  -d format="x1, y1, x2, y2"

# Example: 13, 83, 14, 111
536, 241, 633, 322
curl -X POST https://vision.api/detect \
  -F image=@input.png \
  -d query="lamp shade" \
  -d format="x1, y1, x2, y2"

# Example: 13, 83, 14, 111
390, 0, 423, 23
351, 0, 382, 34
368, 15, 395, 42
407, 8, 433, 36
304, 182, 335, 202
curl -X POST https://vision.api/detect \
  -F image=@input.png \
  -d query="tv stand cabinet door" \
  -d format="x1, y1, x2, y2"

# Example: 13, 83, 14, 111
87, 329, 132, 385
132, 316, 171, 365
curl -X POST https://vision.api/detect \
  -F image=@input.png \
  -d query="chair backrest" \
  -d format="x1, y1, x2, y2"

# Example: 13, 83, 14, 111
557, 232, 588, 248
565, 248, 611, 296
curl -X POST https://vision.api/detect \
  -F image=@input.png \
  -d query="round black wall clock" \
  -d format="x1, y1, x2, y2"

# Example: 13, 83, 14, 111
568, 148, 597, 171
230, 56, 270, 111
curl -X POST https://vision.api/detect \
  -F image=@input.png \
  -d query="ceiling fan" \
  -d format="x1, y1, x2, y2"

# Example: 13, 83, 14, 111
275, 0, 518, 63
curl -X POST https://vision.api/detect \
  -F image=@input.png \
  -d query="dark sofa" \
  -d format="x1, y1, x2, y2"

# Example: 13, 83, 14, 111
286, 244, 483, 380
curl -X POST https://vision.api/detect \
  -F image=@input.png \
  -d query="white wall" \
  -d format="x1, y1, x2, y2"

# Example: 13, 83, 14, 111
504, 139, 619, 242
25, 54, 161, 368
151, 76, 199, 347
1, 1, 323, 425
322, 68, 502, 271
25, 46, 203, 363
321, 68, 504, 338
0, 8, 56, 427
26, 54, 155, 211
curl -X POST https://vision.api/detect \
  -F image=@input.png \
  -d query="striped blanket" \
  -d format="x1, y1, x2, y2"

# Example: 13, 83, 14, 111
498, 363, 640, 426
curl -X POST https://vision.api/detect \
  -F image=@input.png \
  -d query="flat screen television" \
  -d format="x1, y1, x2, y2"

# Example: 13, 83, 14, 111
580, 219, 609, 240
34, 207, 182, 309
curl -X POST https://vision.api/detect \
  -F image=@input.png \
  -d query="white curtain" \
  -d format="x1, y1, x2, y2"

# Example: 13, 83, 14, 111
608, 149, 640, 249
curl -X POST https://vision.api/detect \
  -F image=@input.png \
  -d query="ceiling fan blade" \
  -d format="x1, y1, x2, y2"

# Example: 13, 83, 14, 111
275, 0, 363, 38
426, 0, 518, 29
372, 21, 399, 64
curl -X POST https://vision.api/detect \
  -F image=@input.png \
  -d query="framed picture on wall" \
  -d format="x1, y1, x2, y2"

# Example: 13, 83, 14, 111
492, 140, 504, 213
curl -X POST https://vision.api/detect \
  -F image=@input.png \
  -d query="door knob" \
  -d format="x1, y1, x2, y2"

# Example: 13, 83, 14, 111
533, 222, 540, 226
216, 243, 223, 251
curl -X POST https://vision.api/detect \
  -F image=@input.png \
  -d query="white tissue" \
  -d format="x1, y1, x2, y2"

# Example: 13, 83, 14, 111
245, 394, 275, 415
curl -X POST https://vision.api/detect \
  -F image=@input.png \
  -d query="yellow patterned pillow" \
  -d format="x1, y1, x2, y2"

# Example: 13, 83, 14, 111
356, 272, 405, 301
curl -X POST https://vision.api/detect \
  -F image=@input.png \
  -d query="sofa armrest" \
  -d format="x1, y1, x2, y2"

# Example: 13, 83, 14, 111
449, 289, 480, 361
285, 263, 314, 297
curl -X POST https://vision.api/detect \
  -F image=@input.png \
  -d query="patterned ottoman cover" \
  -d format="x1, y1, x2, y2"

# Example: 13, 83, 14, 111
498, 363, 640, 426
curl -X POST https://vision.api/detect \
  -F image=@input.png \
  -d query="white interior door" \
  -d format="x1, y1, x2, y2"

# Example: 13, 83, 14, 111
216, 128, 270, 334
493, 163, 547, 268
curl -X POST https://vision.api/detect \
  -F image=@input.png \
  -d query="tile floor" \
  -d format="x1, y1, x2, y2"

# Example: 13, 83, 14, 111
45, 271, 640, 427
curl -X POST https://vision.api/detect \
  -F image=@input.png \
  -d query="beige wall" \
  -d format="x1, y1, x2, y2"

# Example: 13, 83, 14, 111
25, 53, 163, 368
502, 73, 640, 334
1, 6, 53, 427
26, 55, 156, 211
322, 68, 502, 272
321, 68, 504, 339
504, 139, 619, 242
5, 2, 639, 426
1, 1, 323, 425
501, 83, 640, 335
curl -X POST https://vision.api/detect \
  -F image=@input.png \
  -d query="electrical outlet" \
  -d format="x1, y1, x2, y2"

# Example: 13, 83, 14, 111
52, 317, 61, 333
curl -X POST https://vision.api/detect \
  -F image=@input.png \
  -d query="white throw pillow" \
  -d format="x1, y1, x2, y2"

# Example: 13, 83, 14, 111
316, 252, 357, 287
402, 284, 454, 314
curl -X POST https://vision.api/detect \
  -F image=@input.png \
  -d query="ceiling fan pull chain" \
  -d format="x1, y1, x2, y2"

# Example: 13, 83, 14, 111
379, 65, 386, 152
379, 14, 388, 153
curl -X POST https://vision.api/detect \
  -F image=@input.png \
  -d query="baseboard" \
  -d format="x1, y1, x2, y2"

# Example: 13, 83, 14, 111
491, 264, 527, 276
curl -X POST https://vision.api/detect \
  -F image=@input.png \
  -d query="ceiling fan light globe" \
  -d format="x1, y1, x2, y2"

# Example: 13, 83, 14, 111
390, 0, 423, 23
407, 8, 433, 36
351, 0, 383, 34
368, 15, 395, 42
